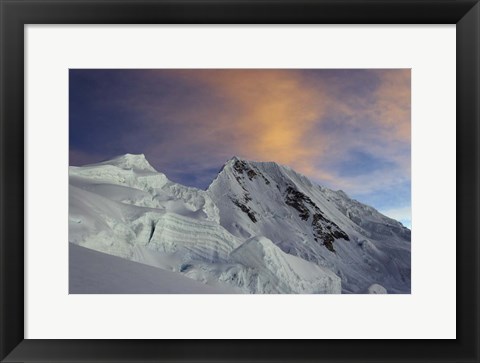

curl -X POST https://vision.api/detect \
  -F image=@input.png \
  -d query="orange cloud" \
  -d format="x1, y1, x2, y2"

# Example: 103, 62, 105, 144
373, 69, 411, 142
310, 69, 411, 185
172, 69, 328, 172
122, 69, 410, 195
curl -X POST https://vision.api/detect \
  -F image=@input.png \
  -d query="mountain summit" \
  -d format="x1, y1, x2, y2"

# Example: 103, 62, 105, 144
91, 153, 158, 172
69, 154, 411, 294
208, 157, 410, 293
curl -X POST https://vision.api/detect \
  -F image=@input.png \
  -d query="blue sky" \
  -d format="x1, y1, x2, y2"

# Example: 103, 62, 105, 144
70, 69, 411, 227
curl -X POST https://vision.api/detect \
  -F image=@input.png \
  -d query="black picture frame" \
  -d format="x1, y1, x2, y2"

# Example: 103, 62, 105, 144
1, 0, 479, 362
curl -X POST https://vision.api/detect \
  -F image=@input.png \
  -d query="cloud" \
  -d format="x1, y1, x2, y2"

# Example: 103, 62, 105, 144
111, 69, 331, 186
373, 69, 411, 142
301, 69, 411, 197
69, 69, 411, 216
169, 69, 329, 164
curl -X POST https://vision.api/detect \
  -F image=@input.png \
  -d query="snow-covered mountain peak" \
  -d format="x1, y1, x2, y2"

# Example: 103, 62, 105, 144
70, 153, 411, 294
96, 153, 157, 172
220, 156, 272, 176
223, 156, 259, 168
211, 157, 319, 203
69, 153, 170, 193
207, 156, 411, 293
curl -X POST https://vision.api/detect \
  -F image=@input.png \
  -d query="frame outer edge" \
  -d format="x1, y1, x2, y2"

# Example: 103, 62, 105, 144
0, 1, 26, 362
457, 1, 480, 361
0, 0, 479, 362
0, 0, 4, 359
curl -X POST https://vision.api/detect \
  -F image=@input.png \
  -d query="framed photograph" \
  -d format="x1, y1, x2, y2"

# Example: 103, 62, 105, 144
67, 68, 412, 296
1, 0, 478, 362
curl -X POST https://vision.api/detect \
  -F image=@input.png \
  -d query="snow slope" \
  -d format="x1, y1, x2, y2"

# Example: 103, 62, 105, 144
229, 236, 341, 293
69, 243, 238, 294
208, 157, 411, 293
69, 154, 343, 294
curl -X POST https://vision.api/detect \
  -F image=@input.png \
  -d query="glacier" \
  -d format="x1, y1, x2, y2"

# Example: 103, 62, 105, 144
69, 153, 411, 294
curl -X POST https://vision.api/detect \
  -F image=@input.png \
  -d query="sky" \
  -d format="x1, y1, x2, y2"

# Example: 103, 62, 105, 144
70, 69, 411, 227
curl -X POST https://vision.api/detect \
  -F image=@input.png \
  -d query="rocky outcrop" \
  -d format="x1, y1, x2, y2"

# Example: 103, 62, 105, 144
285, 185, 349, 252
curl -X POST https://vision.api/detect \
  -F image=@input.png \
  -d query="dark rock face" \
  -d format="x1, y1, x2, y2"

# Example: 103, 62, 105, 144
285, 186, 315, 220
231, 197, 257, 223
231, 160, 349, 251
247, 169, 257, 180
230, 160, 274, 223
312, 213, 350, 252
285, 185, 349, 252
233, 159, 249, 175
233, 160, 270, 185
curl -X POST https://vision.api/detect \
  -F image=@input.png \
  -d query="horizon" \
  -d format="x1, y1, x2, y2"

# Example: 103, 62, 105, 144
71, 151, 411, 229
69, 69, 411, 227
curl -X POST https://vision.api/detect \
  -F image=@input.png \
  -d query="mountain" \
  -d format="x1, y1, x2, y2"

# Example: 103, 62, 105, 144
208, 157, 411, 293
69, 154, 410, 294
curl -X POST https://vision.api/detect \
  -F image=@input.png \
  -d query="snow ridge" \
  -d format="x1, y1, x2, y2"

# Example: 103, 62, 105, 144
69, 154, 410, 294
207, 157, 410, 293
